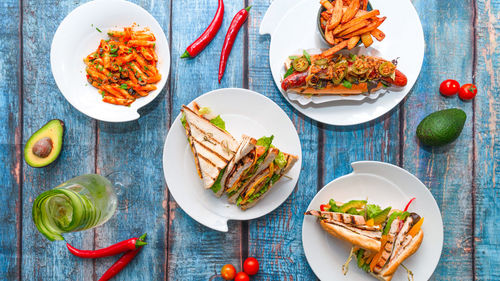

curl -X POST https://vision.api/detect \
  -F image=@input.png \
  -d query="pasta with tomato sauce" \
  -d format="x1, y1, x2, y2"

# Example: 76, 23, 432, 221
84, 26, 161, 106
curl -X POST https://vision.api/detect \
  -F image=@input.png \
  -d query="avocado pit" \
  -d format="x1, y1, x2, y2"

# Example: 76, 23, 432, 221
32, 137, 53, 158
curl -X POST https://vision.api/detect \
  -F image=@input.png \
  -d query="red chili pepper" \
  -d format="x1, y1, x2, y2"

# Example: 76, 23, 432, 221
320, 204, 330, 211
218, 6, 252, 83
98, 233, 147, 281
66, 233, 147, 258
181, 0, 224, 59
403, 197, 416, 212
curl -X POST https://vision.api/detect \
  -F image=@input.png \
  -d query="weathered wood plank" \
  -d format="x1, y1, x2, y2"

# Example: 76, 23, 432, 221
473, 0, 500, 280
322, 112, 401, 185
168, 0, 245, 279
92, 0, 171, 280
403, 0, 475, 279
0, 0, 21, 279
247, 1, 318, 280
20, 1, 96, 280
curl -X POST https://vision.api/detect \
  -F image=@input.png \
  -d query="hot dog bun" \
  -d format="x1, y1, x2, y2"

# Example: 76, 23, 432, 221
320, 220, 381, 252
290, 82, 384, 95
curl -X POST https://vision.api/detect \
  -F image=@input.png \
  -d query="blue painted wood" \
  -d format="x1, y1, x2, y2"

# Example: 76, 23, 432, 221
404, 0, 475, 280
20, 1, 96, 280
168, 0, 246, 280
473, 0, 500, 280
246, 1, 318, 280
0, 0, 21, 279
92, 0, 171, 280
0, 0, 497, 280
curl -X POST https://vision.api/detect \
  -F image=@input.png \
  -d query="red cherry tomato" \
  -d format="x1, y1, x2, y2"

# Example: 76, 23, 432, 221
320, 204, 330, 211
221, 264, 236, 280
234, 272, 250, 281
243, 257, 259, 275
458, 83, 477, 100
439, 79, 460, 96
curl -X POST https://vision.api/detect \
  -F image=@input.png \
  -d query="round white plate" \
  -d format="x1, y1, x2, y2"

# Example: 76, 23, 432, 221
51, 0, 170, 122
261, 0, 424, 126
302, 161, 443, 281
163, 88, 302, 232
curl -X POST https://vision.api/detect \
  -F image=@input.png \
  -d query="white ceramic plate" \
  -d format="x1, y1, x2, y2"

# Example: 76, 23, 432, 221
51, 0, 170, 122
163, 88, 302, 232
261, 0, 424, 126
302, 161, 443, 281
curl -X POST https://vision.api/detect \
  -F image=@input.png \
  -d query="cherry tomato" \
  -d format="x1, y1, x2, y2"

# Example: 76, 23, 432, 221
458, 83, 477, 100
243, 257, 259, 275
221, 264, 236, 280
439, 79, 460, 96
234, 272, 250, 281
320, 204, 330, 211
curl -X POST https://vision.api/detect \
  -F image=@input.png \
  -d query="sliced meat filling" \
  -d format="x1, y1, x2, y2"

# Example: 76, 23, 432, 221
305, 210, 380, 231
382, 217, 414, 272
225, 151, 255, 189
373, 219, 400, 274
328, 221, 382, 240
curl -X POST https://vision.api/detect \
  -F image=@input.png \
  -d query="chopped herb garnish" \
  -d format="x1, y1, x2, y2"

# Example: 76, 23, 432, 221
342, 80, 352, 89
138, 77, 142, 82
303, 50, 311, 64
119, 83, 128, 89
106, 72, 112, 77
144, 66, 149, 70
110, 47, 118, 53
284, 67, 294, 78
96, 27, 102, 33
109, 54, 118, 57
118, 65, 123, 72
289, 56, 299, 60
349, 54, 357, 62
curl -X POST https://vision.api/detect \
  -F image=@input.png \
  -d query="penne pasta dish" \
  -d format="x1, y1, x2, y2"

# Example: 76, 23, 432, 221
84, 26, 161, 106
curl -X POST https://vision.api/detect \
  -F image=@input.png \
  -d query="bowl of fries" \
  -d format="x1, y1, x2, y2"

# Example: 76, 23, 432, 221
318, 0, 386, 53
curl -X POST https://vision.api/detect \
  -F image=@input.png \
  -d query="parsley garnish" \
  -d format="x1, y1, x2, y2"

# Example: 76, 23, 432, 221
342, 80, 352, 89
119, 83, 128, 89
284, 67, 294, 78
96, 27, 102, 33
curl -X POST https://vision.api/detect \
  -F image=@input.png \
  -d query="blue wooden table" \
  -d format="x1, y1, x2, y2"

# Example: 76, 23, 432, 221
1, 0, 499, 280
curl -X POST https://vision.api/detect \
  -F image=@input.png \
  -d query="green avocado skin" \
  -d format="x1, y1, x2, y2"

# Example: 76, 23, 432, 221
416, 108, 466, 146
24, 119, 64, 168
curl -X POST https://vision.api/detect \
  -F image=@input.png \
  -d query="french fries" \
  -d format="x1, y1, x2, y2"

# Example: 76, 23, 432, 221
370, 28, 385, 41
319, 0, 386, 55
327, 0, 343, 30
347, 36, 360, 50
360, 32, 373, 47
321, 40, 349, 57
341, 0, 359, 23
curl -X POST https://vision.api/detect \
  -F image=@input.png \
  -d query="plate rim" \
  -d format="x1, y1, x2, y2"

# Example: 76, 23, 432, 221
162, 87, 303, 231
302, 160, 443, 280
50, 0, 171, 122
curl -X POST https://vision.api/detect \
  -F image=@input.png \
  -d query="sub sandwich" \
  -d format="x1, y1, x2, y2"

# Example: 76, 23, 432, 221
305, 198, 424, 280
281, 50, 407, 95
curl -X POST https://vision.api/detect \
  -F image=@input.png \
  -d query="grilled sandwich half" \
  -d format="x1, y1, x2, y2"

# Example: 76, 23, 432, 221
181, 105, 239, 194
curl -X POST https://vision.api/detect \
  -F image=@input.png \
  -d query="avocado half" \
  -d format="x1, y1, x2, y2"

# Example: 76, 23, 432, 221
24, 119, 64, 168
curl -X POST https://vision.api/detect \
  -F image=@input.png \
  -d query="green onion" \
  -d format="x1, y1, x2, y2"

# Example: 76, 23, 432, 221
119, 84, 128, 89
284, 67, 294, 78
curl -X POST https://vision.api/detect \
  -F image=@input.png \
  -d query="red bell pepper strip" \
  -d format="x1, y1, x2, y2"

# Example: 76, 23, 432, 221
66, 234, 147, 258
181, 0, 224, 58
218, 6, 252, 83
98, 233, 147, 281
403, 197, 416, 212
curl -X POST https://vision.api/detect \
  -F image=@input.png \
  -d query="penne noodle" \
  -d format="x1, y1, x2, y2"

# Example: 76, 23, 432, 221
86, 26, 160, 106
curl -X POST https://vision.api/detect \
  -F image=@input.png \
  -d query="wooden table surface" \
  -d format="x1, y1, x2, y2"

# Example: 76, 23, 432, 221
1, 0, 498, 280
